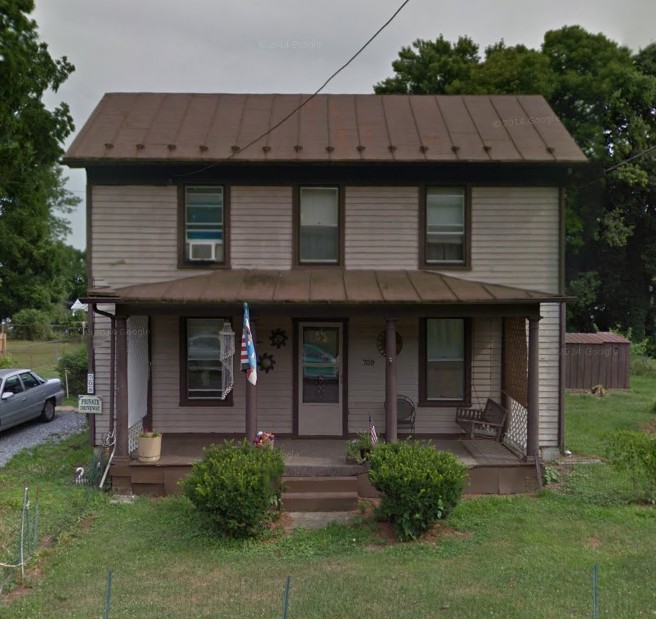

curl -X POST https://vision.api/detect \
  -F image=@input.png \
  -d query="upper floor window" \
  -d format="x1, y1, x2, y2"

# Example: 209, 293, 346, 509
299, 187, 340, 264
185, 186, 224, 263
425, 187, 466, 266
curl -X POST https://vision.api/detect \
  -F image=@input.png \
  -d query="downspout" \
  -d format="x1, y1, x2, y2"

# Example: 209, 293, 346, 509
93, 306, 116, 436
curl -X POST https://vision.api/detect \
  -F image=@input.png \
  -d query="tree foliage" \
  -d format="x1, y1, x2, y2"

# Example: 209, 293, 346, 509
0, 0, 80, 319
376, 27, 656, 343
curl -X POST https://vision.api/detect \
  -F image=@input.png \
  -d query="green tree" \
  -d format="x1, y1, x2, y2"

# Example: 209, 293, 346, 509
375, 26, 656, 341
0, 0, 78, 319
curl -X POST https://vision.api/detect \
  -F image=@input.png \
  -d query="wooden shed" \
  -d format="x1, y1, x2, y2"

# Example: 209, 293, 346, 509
565, 332, 630, 390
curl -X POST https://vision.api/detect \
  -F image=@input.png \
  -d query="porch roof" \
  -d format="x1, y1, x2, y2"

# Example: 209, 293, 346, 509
87, 269, 564, 306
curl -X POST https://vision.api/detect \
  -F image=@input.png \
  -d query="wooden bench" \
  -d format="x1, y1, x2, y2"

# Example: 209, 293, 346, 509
456, 398, 508, 441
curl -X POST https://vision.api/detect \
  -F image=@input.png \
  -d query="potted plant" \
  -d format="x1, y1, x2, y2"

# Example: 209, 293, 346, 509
137, 429, 162, 463
345, 432, 374, 464
253, 431, 275, 449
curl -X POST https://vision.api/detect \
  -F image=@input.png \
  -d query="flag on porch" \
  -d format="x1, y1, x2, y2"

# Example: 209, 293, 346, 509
369, 415, 378, 445
241, 303, 257, 386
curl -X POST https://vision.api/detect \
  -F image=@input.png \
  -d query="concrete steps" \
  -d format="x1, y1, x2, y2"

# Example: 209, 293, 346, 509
282, 476, 359, 512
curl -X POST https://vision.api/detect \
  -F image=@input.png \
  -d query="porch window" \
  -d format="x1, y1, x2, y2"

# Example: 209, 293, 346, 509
184, 186, 224, 263
421, 318, 469, 404
299, 187, 339, 264
181, 318, 232, 404
425, 187, 466, 265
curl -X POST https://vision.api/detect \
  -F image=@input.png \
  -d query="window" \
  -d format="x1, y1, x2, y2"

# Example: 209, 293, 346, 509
3, 376, 24, 395
19, 372, 40, 389
425, 187, 466, 265
299, 187, 339, 264
421, 318, 469, 404
185, 186, 224, 263
182, 318, 231, 404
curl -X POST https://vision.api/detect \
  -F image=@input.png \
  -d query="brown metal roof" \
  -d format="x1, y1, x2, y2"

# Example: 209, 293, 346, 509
565, 332, 630, 345
88, 270, 563, 305
63, 93, 587, 165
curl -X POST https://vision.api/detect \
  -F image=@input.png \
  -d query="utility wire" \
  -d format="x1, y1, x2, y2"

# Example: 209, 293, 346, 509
604, 143, 656, 173
176, 0, 413, 178
579, 143, 656, 187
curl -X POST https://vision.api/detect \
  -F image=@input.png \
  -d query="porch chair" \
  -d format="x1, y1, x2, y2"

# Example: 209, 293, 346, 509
396, 394, 416, 435
455, 398, 508, 441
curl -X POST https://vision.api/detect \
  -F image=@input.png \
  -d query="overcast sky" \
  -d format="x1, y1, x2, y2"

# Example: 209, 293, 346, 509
34, 0, 655, 250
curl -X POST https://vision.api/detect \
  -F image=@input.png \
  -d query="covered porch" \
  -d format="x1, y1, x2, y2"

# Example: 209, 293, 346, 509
86, 269, 562, 496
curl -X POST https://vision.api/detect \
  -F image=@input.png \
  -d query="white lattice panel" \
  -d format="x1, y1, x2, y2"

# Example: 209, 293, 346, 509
504, 396, 528, 456
128, 419, 144, 454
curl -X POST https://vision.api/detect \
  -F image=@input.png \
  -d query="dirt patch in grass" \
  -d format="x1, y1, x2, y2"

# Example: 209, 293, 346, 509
423, 521, 473, 544
587, 537, 602, 549
640, 422, 656, 434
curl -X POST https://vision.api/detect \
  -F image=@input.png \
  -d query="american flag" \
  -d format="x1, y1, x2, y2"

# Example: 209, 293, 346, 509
368, 415, 378, 445
241, 303, 257, 386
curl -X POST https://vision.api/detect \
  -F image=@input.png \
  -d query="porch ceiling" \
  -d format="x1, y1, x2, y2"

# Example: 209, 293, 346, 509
87, 269, 565, 306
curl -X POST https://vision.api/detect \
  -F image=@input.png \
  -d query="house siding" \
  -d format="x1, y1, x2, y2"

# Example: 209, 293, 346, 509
91, 185, 205, 289
89, 182, 562, 450
344, 187, 419, 269
539, 303, 561, 449
347, 316, 502, 435
150, 315, 293, 434
231, 187, 293, 269
91, 309, 113, 444
92, 185, 559, 293
442, 187, 560, 294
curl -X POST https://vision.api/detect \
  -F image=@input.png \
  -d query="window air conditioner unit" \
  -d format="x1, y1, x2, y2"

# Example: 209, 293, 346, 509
188, 241, 216, 261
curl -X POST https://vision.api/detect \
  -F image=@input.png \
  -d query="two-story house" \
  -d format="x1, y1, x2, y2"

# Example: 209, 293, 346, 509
64, 93, 587, 495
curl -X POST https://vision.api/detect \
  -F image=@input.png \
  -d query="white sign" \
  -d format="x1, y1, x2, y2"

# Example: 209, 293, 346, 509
78, 395, 102, 415
87, 372, 95, 394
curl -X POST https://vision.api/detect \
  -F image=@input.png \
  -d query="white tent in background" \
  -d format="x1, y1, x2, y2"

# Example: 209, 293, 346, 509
70, 298, 88, 313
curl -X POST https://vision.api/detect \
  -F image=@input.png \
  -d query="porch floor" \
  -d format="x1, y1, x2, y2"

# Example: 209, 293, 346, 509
117, 435, 536, 497
128, 434, 522, 468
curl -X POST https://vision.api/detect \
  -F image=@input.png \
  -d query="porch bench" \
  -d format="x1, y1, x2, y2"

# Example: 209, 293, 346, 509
456, 398, 508, 441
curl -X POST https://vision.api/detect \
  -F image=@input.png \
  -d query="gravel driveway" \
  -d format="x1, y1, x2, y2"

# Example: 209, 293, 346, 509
0, 407, 87, 467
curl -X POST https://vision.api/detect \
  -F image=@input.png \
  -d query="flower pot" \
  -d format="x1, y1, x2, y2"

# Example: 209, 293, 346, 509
137, 433, 162, 463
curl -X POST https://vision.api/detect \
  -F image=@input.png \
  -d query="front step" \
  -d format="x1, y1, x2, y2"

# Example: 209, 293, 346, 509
282, 491, 359, 512
282, 476, 359, 512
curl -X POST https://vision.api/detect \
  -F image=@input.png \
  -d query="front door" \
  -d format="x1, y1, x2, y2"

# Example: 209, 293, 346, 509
298, 322, 343, 435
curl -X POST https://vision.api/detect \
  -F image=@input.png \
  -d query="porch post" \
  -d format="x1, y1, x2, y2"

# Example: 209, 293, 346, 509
245, 318, 257, 441
527, 316, 540, 458
385, 318, 398, 443
116, 315, 129, 458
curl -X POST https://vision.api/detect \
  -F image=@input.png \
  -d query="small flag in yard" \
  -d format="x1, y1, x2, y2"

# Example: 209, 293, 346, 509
369, 415, 378, 445
241, 302, 257, 386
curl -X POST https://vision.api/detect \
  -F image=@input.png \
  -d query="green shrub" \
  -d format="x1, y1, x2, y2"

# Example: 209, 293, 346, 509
182, 440, 285, 538
10, 308, 53, 340
0, 353, 18, 369
604, 430, 656, 502
55, 345, 88, 395
368, 441, 468, 541
626, 336, 656, 376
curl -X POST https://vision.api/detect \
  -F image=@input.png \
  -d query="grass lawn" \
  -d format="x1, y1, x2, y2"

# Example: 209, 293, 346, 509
1, 376, 655, 617
565, 375, 656, 455
4, 339, 83, 379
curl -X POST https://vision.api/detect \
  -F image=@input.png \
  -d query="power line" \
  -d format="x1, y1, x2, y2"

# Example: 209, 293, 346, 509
605, 144, 656, 173
579, 143, 656, 187
176, 0, 413, 178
